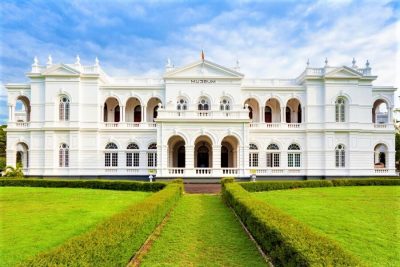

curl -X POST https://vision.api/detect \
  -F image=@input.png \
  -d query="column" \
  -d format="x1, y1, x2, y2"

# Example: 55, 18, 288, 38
212, 145, 221, 168
185, 145, 194, 176
302, 106, 305, 123
281, 107, 285, 122
121, 106, 125, 122
100, 105, 103, 122
261, 106, 265, 123
143, 106, 147, 122
9, 105, 13, 122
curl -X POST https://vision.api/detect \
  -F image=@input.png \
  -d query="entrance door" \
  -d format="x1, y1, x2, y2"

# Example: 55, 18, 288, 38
197, 145, 209, 167
134, 105, 141, 122
221, 146, 228, 167
177, 146, 185, 167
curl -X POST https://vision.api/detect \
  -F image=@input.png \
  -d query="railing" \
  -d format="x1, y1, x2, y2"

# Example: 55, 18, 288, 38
222, 168, 239, 175
249, 123, 303, 129
374, 124, 387, 128
103, 122, 157, 128
157, 110, 249, 120
374, 169, 388, 174
195, 168, 212, 175
15, 122, 30, 127
168, 168, 185, 175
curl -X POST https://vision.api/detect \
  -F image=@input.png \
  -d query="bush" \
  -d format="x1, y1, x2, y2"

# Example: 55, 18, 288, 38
240, 178, 400, 192
20, 183, 183, 266
222, 182, 364, 266
0, 178, 165, 192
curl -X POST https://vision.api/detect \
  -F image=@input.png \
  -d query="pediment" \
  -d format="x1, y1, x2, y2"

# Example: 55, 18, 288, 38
42, 64, 80, 76
324, 66, 362, 78
164, 60, 244, 79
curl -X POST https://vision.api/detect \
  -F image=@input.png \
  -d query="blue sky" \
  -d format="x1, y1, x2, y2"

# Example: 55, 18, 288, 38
0, 0, 399, 124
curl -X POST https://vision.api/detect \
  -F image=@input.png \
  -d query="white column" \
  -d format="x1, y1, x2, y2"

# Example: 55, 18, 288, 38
9, 105, 13, 122
100, 105, 103, 122
302, 106, 305, 123
185, 145, 194, 169
281, 107, 285, 123
143, 105, 147, 122
213, 145, 221, 169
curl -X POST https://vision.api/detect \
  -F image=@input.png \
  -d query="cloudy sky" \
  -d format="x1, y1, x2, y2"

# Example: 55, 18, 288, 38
0, 0, 399, 124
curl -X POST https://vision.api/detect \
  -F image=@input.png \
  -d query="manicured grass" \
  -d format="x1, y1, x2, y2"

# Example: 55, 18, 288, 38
253, 186, 400, 266
0, 186, 151, 266
140, 195, 267, 267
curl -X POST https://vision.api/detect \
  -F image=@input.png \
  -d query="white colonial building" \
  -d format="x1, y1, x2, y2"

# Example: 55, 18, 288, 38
5, 55, 397, 179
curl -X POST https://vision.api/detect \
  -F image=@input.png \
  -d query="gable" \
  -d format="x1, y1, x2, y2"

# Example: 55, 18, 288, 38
164, 60, 244, 79
42, 64, 80, 76
324, 66, 362, 79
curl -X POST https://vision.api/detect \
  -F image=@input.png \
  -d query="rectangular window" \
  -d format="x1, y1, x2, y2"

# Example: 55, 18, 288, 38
266, 153, 272, 167
65, 150, 69, 167
249, 153, 258, 167
105, 153, 111, 167
112, 153, 118, 167
340, 150, 345, 167
65, 103, 70, 121
273, 153, 280, 167
294, 153, 300, 167
148, 152, 157, 167
126, 153, 132, 167
59, 103, 64, 121
59, 150, 64, 167
133, 153, 139, 167
288, 154, 293, 167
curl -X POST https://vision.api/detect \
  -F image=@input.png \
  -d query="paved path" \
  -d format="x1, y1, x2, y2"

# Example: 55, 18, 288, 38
184, 183, 221, 194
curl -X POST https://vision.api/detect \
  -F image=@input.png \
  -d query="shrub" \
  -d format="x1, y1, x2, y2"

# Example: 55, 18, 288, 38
0, 178, 165, 192
3, 163, 24, 178
222, 182, 364, 266
240, 178, 400, 192
20, 183, 183, 266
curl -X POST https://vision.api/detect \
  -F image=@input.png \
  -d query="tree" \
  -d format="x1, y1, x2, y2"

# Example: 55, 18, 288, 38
3, 163, 24, 178
0, 125, 6, 173
396, 132, 400, 162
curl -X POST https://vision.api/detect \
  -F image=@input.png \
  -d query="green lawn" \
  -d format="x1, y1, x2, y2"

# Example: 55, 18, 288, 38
0, 186, 151, 266
140, 195, 267, 267
253, 186, 400, 266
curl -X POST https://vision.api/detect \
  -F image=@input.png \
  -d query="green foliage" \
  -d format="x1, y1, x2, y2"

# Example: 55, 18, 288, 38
3, 163, 24, 178
222, 182, 365, 267
141, 195, 266, 266
0, 125, 6, 158
221, 177, 234, 184
0, 178, 166, 192
0, 157, 6, 173
20, 183, 183, 266
241, 178, 400, 192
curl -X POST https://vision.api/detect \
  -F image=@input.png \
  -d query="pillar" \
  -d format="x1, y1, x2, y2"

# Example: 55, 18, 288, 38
121, 105, 125, 122
212, 145, 221, 169
142, 105, 147, 122
185, 145, 194, 169
259, 106, 263, 123
281, 107, 285, 123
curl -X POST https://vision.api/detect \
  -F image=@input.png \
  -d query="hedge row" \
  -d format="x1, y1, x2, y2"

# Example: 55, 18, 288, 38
20, 182, 183, 267
0, 178, 165, 192
240, 178, 400, 192
221, 179, 364, 267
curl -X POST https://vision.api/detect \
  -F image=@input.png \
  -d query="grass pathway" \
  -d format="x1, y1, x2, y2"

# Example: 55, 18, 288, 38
140, 194, 267, 267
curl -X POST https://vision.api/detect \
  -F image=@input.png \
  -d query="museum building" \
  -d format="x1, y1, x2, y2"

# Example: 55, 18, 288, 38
5, 55, 396, 178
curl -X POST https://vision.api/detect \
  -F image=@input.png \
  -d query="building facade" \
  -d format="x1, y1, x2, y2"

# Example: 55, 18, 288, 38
5, 56, 397, 178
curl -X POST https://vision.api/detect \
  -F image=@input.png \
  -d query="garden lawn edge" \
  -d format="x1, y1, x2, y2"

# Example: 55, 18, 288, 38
0, 178, 165, 192
19, 182, 183, 267
221, 179, 365, 267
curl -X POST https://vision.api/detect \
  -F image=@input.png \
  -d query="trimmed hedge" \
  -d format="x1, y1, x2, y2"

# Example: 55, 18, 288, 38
241, 178, 400, 192
20, 182, 183, 266
222, 180, 364, 266
0, 178, 165, 192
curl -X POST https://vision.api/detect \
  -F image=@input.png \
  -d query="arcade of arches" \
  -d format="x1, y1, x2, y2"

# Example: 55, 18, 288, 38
167, 135, 239, 169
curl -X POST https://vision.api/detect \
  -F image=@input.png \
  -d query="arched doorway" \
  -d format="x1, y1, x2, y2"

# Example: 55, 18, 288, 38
221, 136, 239, 168
147, 97, 162, 122
244, 98, 260, 122
104, 97, 120, 122
372, 99, 389, 124
374, 144, 388, 168
265, 98, 281, 123
286, 98, 302, 123
125, 97, 142, 122
15, 96, 31, 122
16, 142, 29, 168
194, 136, 213, 168
168, 135, 186, 168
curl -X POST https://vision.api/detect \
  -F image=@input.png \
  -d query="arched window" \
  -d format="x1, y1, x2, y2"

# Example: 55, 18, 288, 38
198, 98, 209, 110
372, 100, 388, 124
374, 144, 388, 168
114, 106, 120, 122
335, 98, 346, 122
105, 142, 118, 167
220, 98, 230, 111
288, 144, 301, 167
267, 143, 280, 167
248, 106, 253, 120
59, 143, 69, 167
249, 143, 258, 167
126, 143, 139, 167
147, 143, 157, 167
153, 105, 159, 121
265, 106, 272, 123
335, 144, 345, 168
286, 107, 291, 123
134, 105, 141, 122
177, 98, 188, 111
59, 96, 70, 121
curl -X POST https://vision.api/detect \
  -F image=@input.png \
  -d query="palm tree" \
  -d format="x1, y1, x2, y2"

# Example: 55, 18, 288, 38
3, 163, 24, 178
